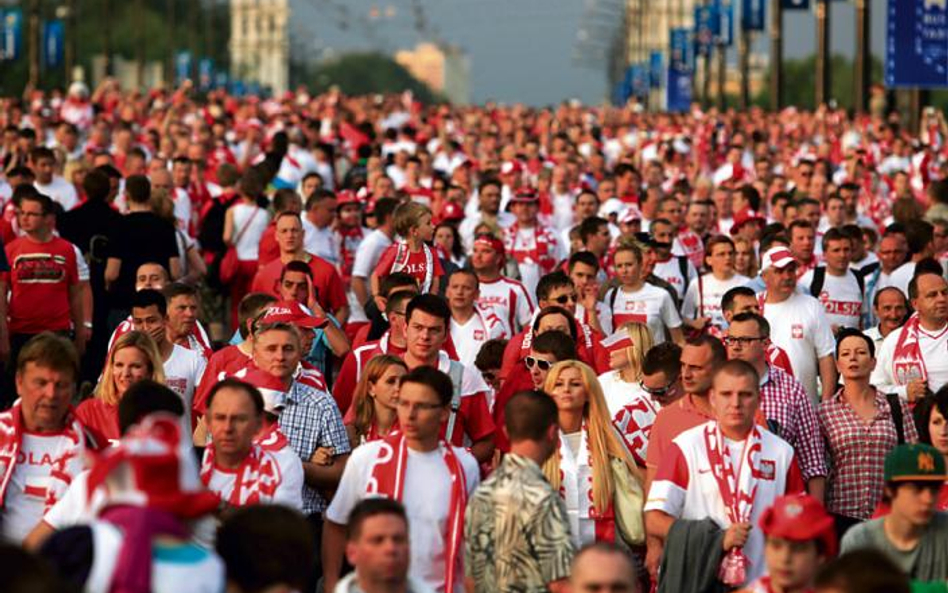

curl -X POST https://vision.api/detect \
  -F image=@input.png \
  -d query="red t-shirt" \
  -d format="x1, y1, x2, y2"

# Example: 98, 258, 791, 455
375, 242, 444, 292
333, 339, 408, 414
256, 223, 279, 267
250, 254, 348, 314
193, 345, 252, 416
75, 398, 120, 443
5, 236, 79, 334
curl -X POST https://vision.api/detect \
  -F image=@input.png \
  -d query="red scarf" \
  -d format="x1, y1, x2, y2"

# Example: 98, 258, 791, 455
503, 222, 558, 273
200, 441, 284, 507
704, 423, 762, 586
367, 433, 467, 593
892, 313, 937, 385
0, 404, 95, 513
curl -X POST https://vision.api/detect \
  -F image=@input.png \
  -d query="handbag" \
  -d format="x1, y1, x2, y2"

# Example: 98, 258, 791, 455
219, 207, 259, 285
610, 456, 646, 546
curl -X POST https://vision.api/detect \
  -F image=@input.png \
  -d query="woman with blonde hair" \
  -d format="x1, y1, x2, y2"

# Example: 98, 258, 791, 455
543, 360, 645, 549
597, 322, 654, 415
344, 354, 407, 447
76, 331, 165, 441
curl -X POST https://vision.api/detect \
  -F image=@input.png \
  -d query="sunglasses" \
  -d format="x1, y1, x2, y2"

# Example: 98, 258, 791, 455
551, 294, 577, 305
525, 356, 554, 371
481, 371, 497, 383
724, 336, 766, 346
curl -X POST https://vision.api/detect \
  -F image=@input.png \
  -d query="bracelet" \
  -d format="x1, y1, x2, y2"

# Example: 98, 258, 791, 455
82, 321, 93, 329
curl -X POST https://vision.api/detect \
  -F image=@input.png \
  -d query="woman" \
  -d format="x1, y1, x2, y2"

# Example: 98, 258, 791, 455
543, 360, 644, 549
682, 235, 751, 334
819, 328, 917, 538
151, 191, 206, 286
344, 355, 407, 447
76, 331, 165, 441
434, 223, 466, 268
223, 178, 270, 327
733, 236, 758, 279
597, 322, 653, 416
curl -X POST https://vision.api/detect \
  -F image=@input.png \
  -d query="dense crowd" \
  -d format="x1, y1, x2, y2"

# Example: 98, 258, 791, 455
3, 79, 948, 593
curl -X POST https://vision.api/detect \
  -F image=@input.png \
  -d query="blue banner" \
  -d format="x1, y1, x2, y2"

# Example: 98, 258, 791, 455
1, 9, 23, 62
198, 58, 214, 89
649, 51, 663, 88
694, 6, 714, 56
670, 28, 694, 72
175, 51, 192, 85
716, 0, 734, 46
885, 0, 948, 88
214, 70, 229, 90
742, 0, 765, 31
782, 0, 809, 9
42, 20, 64, 69
667, 66, 693, 112
630, 64, 649, 98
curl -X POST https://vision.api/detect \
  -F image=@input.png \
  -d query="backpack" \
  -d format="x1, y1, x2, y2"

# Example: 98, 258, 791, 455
197, 192, 238, 258
445, 361, 464, 444
808, 266, 865, 299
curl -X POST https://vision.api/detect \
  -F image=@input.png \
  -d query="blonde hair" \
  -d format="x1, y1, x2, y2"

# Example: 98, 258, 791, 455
96, 331, 165, 406
393, 202, 432, 238
616, 321, 653, 382
351, 354, 407, 439
542, 360, 641, 514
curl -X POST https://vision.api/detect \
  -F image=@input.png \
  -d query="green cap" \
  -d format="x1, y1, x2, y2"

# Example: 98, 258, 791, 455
884, 443, 948, 483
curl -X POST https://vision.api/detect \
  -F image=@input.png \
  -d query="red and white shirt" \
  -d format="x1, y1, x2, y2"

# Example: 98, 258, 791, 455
376, 242, 445, 293
449, 307, 508, 367
799, 268, 863, 330
603, 284, 682, 342
6, 236, 80, 334
476, 276, 534, 334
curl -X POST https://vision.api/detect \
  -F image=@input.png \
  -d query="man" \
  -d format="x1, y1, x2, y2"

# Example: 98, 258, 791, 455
459, 179, 514, 251
403, 294, 495, 463
734, 495, 836, 593
164, 282, 212, 360
799, 228, 864, 332
4, 191, 85, 363
659, 197, 704, 270
788, 220, 819, 278
446, 270, 507, 367
0, 334, 101, 543
323, 367, 481, 593
650, 218, 697, 302
30, 146, 78, 211
569, 251, 607, 335
567, 543, 637, 593
472, 234, 534, 334
872, 271, 948, 399
465, 390, 575, 593
276, 261, 351, 365
130, 289, 206, 428
105, 175, 180, 314
251, 211, 349, 324
257, 185, 303, 267
840, 443, 948, 582
758, 247, 837, 401
578, 216, 612, 276
303, 189, 340, 265
503, 188, 563, 296
201, 378, 303, 510
890, 220, 937, 295
150, 165, 190, 232
726, 312, 826, 502
864, 233, 910, 326
645, 361, 805, 586
685, 200, 713, 244
864, 287, 908, 353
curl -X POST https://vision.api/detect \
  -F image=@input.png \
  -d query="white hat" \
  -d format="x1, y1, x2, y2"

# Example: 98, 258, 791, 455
761, 247, 796, 272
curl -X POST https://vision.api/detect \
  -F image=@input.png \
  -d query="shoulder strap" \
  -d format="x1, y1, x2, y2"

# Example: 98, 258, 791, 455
233, 206, 259, 246
677, 256, 690, 290
608, 286, 619, 314
809, 266, 826, 298
445, 361, 464, 444
852, 268, 865, 296
697, 273, 705, 319
886, 392, 906, 445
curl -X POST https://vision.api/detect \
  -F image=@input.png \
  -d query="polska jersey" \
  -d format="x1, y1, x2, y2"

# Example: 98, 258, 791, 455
477, 276, 535, 334
603, 283, 683, 342
799, 267, 864, 330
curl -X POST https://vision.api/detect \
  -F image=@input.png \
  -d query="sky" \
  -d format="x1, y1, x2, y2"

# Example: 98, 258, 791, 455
289, 0, 891, 106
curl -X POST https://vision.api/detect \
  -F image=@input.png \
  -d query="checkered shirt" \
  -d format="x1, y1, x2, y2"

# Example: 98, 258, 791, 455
759, 366, 827, 482
278, 380, 351, 515
819, 389, 918, 520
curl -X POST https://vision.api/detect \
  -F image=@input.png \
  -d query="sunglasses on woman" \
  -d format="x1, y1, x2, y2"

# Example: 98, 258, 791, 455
525, 356, 553, 371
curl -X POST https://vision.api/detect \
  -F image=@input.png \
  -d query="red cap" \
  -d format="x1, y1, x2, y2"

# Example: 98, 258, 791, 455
439, 201, 464, 222
335, 190, 361, 208
500, 160, 523, 175
260, 300, 328, 329
474, 234, 505, 259
509, 187, 539, 203
759, 494, 837, 557
730, 206, 766, 235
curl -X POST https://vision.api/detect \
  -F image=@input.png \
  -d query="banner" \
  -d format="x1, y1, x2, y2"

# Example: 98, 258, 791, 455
667, 67, 693, 112
694, 5, 715, 56
175, 51, 192, 85
649, 51, 663, 88
742, 0, 765, 31
214, 70, 229, 90
1, 9, 23, 62
42, 20, 64, 69
198, 58, 214, 89
781, 0, 809, 9
885, 0, 948, 88
670, 28, 694, 72
716, 0, 734, 46
630, 64, 649, 99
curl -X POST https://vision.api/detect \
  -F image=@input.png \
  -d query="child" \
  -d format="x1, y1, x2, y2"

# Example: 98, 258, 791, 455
371, 201, 443, 295
603, 240, 683, 344
737, 494, 835, 593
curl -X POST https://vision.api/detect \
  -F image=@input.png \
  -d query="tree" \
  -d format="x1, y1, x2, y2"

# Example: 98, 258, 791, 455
754, 54, 883, 111
295, 52, 443, 104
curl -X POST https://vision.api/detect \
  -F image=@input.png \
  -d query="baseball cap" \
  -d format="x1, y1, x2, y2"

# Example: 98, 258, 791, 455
508, 187, 539, 203
885, 443, 948, 482
620, 204, 643, 225
760, 247, 796, 272
473, 234, 505, 258
758, 494, 836, 557
439, 201, 464, 222
260, 301, 328, 329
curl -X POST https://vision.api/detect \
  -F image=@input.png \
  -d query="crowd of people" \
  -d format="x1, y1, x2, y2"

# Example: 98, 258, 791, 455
3, 79, 948, 593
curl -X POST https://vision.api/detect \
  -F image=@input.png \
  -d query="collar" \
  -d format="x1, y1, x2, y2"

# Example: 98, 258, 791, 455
758, 365, 772, 387
503, 453, 545, 477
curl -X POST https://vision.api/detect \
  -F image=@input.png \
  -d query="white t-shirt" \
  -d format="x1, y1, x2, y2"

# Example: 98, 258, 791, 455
204, 445, 304, 511
449, 309, 508, 368
43, 469, 92, 530
476, 277, 534, 334
872, 322, 948, 398
888, 261, 916, 297
350, 229, 394, 323
231, 203, 270, 261
325, 441, 481, 593
652, 256, 697, 301
761, 293, 836, 400
2, 432, 80, 543
798, 268, 863, 330
164, 344, 207, 430
35, 176, 78, 211
681, 273, 750, 330
598, 370, 640, 418
303, 218, 339, 265
603, 284, 682, 343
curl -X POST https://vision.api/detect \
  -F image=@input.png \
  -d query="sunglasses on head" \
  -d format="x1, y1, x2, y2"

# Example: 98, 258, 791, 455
525, 356, 553, 371
640, 380, 675, 398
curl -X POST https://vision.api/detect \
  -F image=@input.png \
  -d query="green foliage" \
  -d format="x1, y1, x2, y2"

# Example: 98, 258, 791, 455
294, 52, 443, 104
754, 53, 884, 110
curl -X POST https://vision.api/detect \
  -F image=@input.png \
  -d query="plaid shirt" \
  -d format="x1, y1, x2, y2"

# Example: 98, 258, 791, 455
278, 380, 351, 515
819, 388, 918, 520
759, 366, 827, 482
